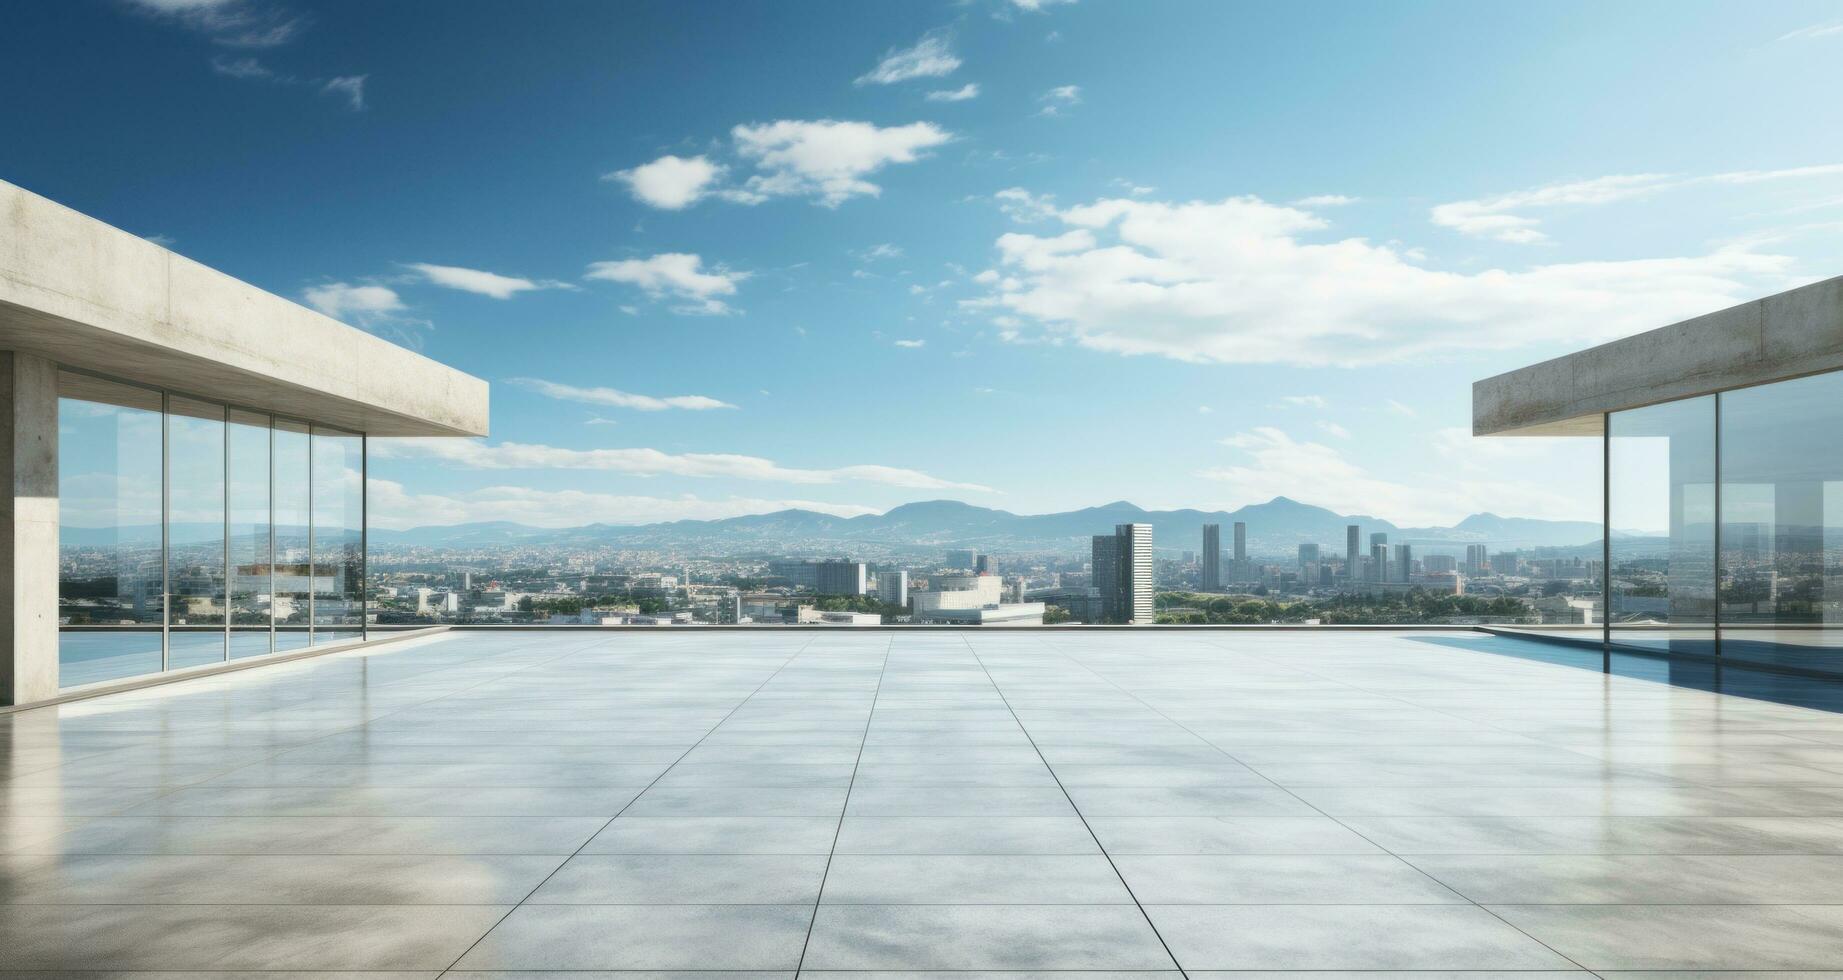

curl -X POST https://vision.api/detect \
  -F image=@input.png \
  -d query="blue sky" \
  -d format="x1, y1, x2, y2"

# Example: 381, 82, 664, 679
10, 0, 1843, 530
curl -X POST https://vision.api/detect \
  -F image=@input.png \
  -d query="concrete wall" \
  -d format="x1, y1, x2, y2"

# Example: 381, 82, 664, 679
0, 352, 59, 706
1473, 275, 1843, 436
0, 179, 488, 437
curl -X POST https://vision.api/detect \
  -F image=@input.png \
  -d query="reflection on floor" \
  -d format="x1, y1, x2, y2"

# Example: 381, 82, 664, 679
1434, 632, 1843, 713
10, 628, 1843, 973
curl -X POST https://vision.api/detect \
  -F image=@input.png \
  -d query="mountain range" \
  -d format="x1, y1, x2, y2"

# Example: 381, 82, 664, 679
364, 496, 1612, 557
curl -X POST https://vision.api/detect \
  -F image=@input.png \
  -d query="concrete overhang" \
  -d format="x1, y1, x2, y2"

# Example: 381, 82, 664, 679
1473, 274, 1843, 437
0, 179, 488, 437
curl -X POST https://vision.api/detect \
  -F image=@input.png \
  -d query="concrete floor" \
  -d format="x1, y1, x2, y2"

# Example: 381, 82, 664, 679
9, 629, 1843, 976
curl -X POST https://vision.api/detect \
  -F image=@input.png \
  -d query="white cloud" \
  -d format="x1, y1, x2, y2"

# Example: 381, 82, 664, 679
607, 154, 725, 210
372, 439, 995, 492
585, 252, 746, 315
1010, 0, 1076, 10
366, 478, 879, 530
857, 30, 961, 85
128, 0, 300, 46
860, 243, 905, 261
731, 119, 953, 207
894, 339, 926, 348
210, 55, 271, 78
965, 191, 1798, 366
1201, 427, 1592, 526
1433, 164, 1843, 243
1386, 399, 1416, 417
1316, 420, 1352, 439
1275, 395, 1327, 409
302, 282, 403, 320
994, 187, 1058, 223
510, 377, 736, 412
926, 83, 981, 102
408, 263, 568, 300
321, 74, 365, 110
1295, 194, 1356, 207
1779, 21, 1843, 40
1036, 84, 1081, 116
584, 416, 619, 426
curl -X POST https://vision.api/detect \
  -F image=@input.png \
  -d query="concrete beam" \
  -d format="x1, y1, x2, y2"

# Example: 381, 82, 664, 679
0, 352, 59, 706
1473, 274, 1843, 436
0, 179, 488, 437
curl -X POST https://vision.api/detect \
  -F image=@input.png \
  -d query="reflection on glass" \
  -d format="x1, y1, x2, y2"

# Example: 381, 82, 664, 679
229, 409, 272, 659
311, 427, 364, 644
1719, 373, 1843, 670
274, 419, 313, 652
56, 373, 164, 684
1609, 396, 1716, 655
167, 397, 226, 668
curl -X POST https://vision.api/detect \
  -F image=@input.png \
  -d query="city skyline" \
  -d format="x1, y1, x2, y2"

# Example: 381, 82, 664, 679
12, 1, 1843, 531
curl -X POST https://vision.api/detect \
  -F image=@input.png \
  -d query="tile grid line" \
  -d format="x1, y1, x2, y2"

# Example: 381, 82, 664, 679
1038, 632, 1605, 978
792, 631, 896, 978
958, 631, 1193, 979
50, 630, 613, 827
433, 634, 822, 978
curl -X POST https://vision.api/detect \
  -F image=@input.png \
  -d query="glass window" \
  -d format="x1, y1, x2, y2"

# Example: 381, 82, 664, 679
229, 409, 273, 659
273, 419, 313, 652
166, 396, 227, 668
1718, 373, 1843, 672
310, 426, 364, 645
56, 374, 164, 686
1608, 396, 1716, 655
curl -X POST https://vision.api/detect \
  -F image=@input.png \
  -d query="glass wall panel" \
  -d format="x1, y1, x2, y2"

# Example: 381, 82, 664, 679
229, 409, 273, 660
166, 396, 227, 668
56, 374, 165, 686
1608, 396, 1716, 655
311, 427, 364, 645
1718, 373, 1843, 671
273, 419, 313, 652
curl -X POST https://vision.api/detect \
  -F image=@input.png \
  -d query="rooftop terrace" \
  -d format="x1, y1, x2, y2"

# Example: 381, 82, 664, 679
9, 629, 1843, 973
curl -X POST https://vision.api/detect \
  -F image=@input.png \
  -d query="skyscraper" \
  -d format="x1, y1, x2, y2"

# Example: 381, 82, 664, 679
1234, 522, 1247, 562
1371, 542, 1389, 582
1297, 543, 1320, 570
1464, 544, 1488, 577
1395, 543, 1413, 584
1202, 524, 1221, 591
1346, 525, 1360, 579
877, 570, 908, 606
1093, 523, 1153, 624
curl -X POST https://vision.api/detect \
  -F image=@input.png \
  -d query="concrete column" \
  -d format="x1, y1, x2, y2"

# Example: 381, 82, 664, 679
1, 351, 58, 706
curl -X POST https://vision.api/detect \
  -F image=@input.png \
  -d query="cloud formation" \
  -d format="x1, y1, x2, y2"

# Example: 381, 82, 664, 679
615, 120, 953, 209
408, 262, 569, 300
302, 282, 403, 320
926, 83, 980, 102
606, 154, 725, 210
510, 377, 736, 412
967, 191, 1796, 366
1201, 427, 1593, 525
585, 253, 746, 315
1432, 164, 1843, 243
856, 30, 961, 85
374, 440, 996, 492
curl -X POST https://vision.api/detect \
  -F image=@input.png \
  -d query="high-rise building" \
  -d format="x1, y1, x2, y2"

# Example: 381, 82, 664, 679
1371, 543, 1389, 582
1201, 524, 1221, 591
947, 549, 980, 570
1346, 525, 1360, 579
974, 554, 996, 575
1233, 522, 1247, 561
1464, 543, 1489, 577
1297, 543, 1319, 570
876, 570, 908, 606
815, 560, 868, 595
1093, 523, 1153, 624
1395, 544, 1414, 583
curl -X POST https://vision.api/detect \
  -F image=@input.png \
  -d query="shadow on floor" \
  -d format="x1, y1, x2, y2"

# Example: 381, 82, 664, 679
1411, 633, 1843, 713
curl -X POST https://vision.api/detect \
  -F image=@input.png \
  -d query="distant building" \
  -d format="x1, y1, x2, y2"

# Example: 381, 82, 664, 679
1464, 544, 1489, 577
1345, 525, 1360, 580
1297, 543, 1320, 570
1370, 543, 1389, 583
1201, 524, 1222, 591
914, 603, 1046, 626
1395, 543, 1414, 583
769, 559, 868, 595
876, 570, 908, 606
1093, 523, 1153, 624
1027, 585, 1103, 623
1491, 552, 1521, 576
910, 574, 1004, 613
947, 549, 980, 570
1424, 554, 1457, 574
